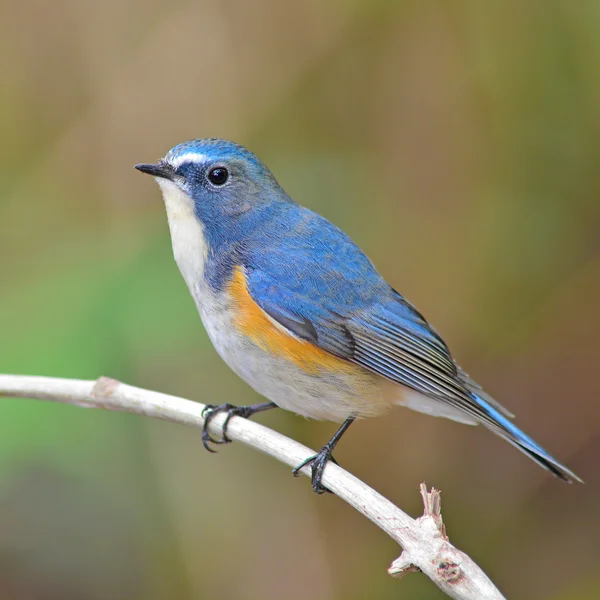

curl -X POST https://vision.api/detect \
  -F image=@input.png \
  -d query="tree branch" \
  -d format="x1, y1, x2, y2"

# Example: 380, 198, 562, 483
0, 374, 505, 599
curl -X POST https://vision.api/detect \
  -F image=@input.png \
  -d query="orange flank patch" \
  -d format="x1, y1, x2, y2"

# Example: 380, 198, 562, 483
227, 267, 355, 375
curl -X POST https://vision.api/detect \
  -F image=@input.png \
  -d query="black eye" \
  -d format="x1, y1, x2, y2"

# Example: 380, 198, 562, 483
208, 167, 229, 186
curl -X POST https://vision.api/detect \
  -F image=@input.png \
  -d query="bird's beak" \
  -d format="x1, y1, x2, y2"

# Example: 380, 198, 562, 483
134, 161, 176, 181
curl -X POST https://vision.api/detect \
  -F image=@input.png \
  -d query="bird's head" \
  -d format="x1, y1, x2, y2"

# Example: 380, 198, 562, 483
135, 138, 290, 287
136, 138, 286, 228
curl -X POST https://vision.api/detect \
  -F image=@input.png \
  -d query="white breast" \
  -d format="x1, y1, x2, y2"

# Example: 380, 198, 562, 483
156, 178, 208, 297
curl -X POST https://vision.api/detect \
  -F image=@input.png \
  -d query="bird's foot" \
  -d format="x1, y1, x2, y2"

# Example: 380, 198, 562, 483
201, 402, 276, 451
292, 445, 339, 495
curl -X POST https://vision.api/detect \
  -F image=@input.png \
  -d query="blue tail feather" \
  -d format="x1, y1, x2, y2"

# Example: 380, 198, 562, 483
471, 394, 583, 483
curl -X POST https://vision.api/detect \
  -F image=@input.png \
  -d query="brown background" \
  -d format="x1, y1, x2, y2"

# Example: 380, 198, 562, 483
1, 1, 599, 598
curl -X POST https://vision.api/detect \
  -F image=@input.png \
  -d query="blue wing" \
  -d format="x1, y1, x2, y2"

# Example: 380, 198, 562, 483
244, 206, 496, 416
241, 205, 581, 482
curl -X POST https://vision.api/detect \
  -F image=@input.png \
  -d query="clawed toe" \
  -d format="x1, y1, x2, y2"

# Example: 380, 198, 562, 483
201, 402, 277, 452
292, 448, 339, 494
201, 404, 233, 451
291, 416, 354, 494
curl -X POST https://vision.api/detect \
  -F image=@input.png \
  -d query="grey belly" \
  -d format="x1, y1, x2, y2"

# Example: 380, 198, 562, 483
197, 295, 387, 422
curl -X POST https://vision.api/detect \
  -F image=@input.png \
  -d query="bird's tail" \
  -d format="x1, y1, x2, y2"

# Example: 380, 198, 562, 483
471, 393, 583, 483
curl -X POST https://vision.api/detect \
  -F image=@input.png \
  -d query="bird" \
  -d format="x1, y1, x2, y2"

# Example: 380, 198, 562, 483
135, 138, 582, 492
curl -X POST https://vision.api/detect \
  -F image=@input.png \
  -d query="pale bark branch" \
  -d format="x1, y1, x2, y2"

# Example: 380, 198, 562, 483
0, 374, 505, 599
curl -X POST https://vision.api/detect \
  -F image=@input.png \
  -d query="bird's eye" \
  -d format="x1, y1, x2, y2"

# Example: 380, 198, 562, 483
208, 167, 229, 186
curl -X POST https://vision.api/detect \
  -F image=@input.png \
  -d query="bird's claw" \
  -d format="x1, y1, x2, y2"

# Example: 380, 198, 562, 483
201, 403, 238, 451
292, 447, 339, 494
201, 403, 268, 451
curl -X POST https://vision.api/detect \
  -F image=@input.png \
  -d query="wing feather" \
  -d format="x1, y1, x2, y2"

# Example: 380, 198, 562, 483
244, 266, 512, 427
348, 310, 506, 428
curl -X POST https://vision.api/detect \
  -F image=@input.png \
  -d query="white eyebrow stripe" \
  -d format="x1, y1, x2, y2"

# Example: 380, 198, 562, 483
167, 152, 207, 169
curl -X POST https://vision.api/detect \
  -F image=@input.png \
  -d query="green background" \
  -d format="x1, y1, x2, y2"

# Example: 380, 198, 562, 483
1, 1, 599, 598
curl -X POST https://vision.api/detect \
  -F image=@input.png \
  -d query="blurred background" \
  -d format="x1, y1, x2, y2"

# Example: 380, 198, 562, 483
1, 1, 599, 598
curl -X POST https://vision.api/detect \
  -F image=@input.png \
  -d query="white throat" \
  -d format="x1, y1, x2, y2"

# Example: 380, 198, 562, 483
156, 178, 209, 295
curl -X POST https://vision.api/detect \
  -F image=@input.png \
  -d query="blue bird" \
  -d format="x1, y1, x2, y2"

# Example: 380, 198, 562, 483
135, 138, 582, 492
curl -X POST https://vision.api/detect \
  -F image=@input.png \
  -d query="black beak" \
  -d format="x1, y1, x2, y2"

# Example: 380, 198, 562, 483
134, 161, 175, 180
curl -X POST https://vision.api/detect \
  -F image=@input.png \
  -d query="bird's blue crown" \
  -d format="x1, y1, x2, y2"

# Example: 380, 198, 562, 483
165, 138, 272, 179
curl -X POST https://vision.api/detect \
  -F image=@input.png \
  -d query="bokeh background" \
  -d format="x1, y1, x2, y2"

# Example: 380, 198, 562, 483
1, 1, 599, 598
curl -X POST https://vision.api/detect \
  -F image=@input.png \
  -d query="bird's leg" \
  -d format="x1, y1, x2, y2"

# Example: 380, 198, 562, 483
201, 402, 277, 451
292, 416, 355, 494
